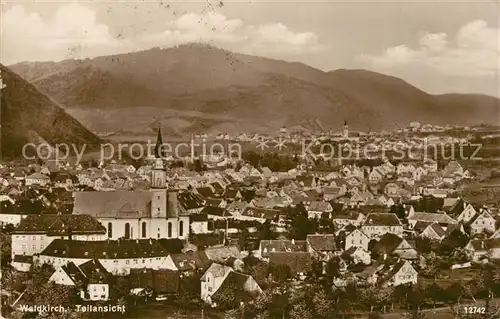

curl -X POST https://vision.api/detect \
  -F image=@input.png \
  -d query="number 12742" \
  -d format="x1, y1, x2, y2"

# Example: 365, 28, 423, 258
463, 306, 486, 315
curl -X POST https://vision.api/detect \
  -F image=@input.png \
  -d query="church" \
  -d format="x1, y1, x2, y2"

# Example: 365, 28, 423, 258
72, 128, 190, 241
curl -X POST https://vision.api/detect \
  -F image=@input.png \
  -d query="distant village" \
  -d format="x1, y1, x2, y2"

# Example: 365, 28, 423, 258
1, 122, 500, 319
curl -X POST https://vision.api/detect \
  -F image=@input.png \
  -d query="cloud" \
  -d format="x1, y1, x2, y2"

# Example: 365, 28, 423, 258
139, 11, 324, 57
1, 4, 136, 64
359, 19, 500, 78
1, 5, 324, 65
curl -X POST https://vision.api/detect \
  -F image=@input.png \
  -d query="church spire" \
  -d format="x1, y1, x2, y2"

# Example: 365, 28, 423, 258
155, 122, 165, 159
342, 120, 349, 139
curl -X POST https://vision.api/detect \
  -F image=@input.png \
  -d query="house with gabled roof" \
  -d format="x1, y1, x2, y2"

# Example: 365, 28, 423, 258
468, 211, 496, 235
396, 163, 415, 175
408, 212, 457, 229
332, 211, 365, 228
49, 259, 111, 301
25, 172, 50, 186
379, 260, 418, 287
204, 266, 262, 306
368, 168, 384, 184
201, 206, 232, 220
372, 233, 418, 260
257, 239, 307, 259
465, 238, 500, 262
420, 223, 447, 241
362, 213, 404, 239
296, 175, 317, 189
11, 214, 107, 270
323, 186, 345, 201
344, 246, 371, 265
239, 207, 281, 223
36, 238, 170, 275
223, 188, 243, 202
163, 251, 210, 274
306, 234, 338, 259
345, 228, 370, 251
200, 263, 233, 302
449, 199, 476, 223
307, 201, 333, 219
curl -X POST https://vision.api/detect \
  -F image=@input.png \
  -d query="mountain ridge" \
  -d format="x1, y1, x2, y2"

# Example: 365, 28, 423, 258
9, 43, 500, 136
0, 64, 102, 160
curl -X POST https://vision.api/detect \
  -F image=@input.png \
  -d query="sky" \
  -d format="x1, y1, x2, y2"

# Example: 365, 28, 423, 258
1, 0, 499, 97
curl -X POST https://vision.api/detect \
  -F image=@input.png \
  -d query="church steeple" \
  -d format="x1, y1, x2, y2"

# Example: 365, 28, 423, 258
155, 122, 165, 159
342, 120, 349, 138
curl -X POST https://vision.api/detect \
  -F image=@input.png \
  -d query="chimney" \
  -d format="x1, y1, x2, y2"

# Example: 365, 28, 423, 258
167, 190, 179, 218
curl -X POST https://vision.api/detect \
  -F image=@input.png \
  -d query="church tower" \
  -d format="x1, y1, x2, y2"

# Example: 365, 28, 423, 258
342, 120, 349, 139
151, 158, 167, 218
151, 158, 166, 189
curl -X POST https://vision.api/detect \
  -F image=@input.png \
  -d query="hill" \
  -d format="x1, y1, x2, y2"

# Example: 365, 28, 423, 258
10, 43, 500, 136
0, 65, 102, 160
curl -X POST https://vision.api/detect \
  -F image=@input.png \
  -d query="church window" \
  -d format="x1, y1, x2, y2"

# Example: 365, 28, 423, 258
125, 223, 130, 239
179, 221, 184, 237
142, 222, 147, 238
168, 222, 172, 238
107, 222, 113, 238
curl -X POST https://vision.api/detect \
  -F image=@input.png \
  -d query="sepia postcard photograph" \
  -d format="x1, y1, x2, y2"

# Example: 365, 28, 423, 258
0, 0, 499, 318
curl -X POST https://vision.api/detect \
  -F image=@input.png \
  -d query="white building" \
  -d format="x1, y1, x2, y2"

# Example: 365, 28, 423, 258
361, 213, 404, 239
36, 238, 170, 275
11, 214, 107, 271
72, 159, 190, 241
25, 173, 50, 186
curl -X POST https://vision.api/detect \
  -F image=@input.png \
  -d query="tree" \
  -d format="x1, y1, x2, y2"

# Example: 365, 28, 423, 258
440, 229, 468, 255
403, 308, 428, 319
194, 159, 203, 172
290, 301, 314, 319
270, 264, 291, 284
244, 261, 269, 287
212, 282, 240, 309
444, 282, 463, 304
421, 252, 441, 279
286, 203, 310, 240
312, 288, 334, 317
0, 228, 12, 267
325, 257, 341, 278
109, 275, 130, 301
425, 282, 445, 307
407, 284, 426, 311
451, 247, 470, 264
238, 229, 252, 251
392, 283, 412, 306
360, 286, 380, 313
258, 220, 276, 240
